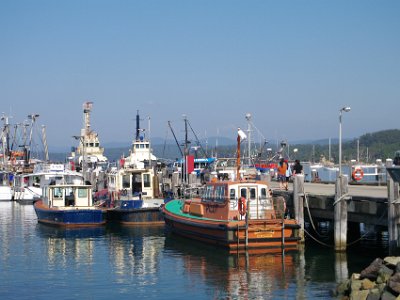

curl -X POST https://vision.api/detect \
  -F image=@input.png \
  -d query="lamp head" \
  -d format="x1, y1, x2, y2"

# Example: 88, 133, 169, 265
341, 107, 351, 112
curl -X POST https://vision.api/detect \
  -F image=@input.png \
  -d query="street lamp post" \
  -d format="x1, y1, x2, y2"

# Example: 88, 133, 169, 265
338, 107, 351, 177
335, 106, 351, 252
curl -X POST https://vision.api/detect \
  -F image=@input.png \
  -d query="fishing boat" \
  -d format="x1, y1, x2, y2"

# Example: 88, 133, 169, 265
162, 129, 301, 253
12, 163, 84, 204
34, 182, 106, 226
68, 101, 108, 191
103, 110, 164, 225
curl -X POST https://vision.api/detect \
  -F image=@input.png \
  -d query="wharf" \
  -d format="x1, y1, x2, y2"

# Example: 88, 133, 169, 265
269, 180, 388, 227
269, 180, 387, 199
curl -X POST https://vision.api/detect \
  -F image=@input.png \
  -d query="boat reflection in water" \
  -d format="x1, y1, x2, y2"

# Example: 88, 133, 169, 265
106, 225, 165, 286
164, 234, 303, 299
36, 224, 106, 267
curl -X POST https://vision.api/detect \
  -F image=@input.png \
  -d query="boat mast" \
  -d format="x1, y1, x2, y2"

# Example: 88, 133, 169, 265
135, 110, 140, 141
1, 114, 11, 169
183, 115, 189, 185
26, 114, 39, 166
41, 125, 49, 162
245, 113, 252, 166
148, 116, 151, 168
82, 101, 92, 140
237, 128, 247, 180
236, 131, 241, 181
167, 121, 183, 157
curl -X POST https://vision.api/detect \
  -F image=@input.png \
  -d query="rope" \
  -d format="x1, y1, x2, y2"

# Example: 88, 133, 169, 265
333, 193, 351, 206
26, 187, 41, 197
304, 228, 333, 248
299, 182, 329, 238
298, 181, 387, 248
346, 209, 387, 247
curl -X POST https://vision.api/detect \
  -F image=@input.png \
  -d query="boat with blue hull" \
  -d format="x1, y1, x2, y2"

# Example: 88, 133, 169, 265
106, 200, 164, 225
102, 110, 164, 225
34, 183, 106, 227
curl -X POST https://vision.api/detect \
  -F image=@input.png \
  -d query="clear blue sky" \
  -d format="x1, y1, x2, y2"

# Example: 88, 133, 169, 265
1, 0, 399, 149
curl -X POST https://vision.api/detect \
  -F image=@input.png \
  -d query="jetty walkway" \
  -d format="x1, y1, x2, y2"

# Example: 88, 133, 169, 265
269, 181, 387, 199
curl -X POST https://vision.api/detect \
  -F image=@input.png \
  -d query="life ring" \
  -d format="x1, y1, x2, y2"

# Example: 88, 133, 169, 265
352, 168, 364, 181
238, 197, 247, 216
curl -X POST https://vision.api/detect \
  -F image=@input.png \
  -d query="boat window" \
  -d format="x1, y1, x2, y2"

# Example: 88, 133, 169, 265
95, 143, 99, 147
230, 189, 235, 200
250, 188, 256, 200
215, 185, 225, 203
240, 188, 247, 198
143, 174, 151, 188
140, 144, 145, 148
202, 185, 213, 201
53, 187, 63, 199
135, 144, 139, 149
77, 188, 88, 198
145, 144, 149, 149
132, 173, 142, 183
260, 188, 267, 199
64, 187, 73, 198
122, 175, 130, 188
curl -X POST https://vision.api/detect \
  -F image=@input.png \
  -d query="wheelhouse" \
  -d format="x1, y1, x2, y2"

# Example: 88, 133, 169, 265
42, 184, 94, 208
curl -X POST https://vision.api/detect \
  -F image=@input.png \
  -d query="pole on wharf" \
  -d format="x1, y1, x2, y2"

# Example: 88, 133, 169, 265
386, 159, 400, 255
293, 174, 305, 243
334, 174, 349, 252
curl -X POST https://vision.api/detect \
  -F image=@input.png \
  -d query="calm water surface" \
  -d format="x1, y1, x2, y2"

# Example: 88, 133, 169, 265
0, 201, 388, 299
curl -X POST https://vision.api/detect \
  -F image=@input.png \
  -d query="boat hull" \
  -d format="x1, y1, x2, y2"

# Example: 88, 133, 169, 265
34, 201, 106, 227
106, 207, 164, 225
163, 201, 300, 253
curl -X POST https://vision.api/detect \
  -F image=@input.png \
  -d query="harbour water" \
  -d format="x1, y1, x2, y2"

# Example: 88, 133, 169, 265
0, 201, 389, 299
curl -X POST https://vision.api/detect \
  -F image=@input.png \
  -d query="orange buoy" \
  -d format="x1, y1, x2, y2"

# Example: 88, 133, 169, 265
352, 168, 364, 181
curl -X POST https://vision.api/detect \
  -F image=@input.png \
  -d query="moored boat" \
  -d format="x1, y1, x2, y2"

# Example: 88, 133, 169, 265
13, 163, 84, 204
162, 179, 300, 253
34, 183, 106, 227
162, 128, 300, 253
103, 110, 164, 225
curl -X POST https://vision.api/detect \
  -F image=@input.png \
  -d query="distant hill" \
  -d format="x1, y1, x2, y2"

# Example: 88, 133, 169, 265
290, 129, 400, 163
48, 129, 400, 164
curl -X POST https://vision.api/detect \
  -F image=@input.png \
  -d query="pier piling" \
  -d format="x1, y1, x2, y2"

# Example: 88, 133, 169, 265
334, 175, 349, 252
386, 159, 400, 254
293, 175, 305, 243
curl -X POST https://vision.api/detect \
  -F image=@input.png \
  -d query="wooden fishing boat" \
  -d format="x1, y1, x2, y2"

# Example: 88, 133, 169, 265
162, 180, 300, 253
162, 128, 300, 253
34, 183, 106, 227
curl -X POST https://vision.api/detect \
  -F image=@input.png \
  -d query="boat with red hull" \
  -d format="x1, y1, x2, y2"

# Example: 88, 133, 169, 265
162, 179, 300, 253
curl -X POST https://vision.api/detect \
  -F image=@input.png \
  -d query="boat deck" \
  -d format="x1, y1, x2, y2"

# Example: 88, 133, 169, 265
165, 200, 236, 223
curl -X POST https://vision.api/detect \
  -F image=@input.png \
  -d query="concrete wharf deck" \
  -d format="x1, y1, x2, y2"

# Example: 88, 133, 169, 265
269, 181, 388, 227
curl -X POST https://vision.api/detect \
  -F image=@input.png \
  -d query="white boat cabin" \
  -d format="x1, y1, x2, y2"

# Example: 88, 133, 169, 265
107, 167, 155, 200
201, 181, 279, 220
42, 184, 95, 208
13, 163, 84, 201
